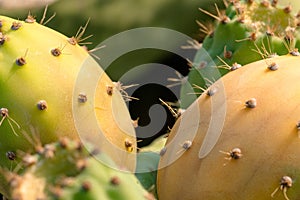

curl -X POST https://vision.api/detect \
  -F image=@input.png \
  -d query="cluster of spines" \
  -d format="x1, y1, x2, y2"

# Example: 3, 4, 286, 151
1, 137, 153, 199
180, 0, 300, 109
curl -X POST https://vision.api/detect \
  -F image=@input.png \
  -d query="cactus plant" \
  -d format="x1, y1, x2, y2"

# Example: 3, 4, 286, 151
132, 134, 168, 199
180, 0, 300, 109
0, 15, 136, 171
157, 54, 300, 199
135, 151, 160, 198
0, 138, 153, 200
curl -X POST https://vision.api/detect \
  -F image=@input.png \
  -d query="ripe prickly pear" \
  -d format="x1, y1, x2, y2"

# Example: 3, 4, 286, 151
0, 138, 154, 200
181, 0, 300, 108
0, 15, 136, 171
157, 54, 300, 199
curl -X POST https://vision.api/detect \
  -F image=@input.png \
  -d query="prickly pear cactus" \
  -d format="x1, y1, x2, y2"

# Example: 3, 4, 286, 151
0, 138, 153, 200
134, 134, 168, 198
158, 54, 300, 199
0, 15, 136, 171
181, 0, 300, 108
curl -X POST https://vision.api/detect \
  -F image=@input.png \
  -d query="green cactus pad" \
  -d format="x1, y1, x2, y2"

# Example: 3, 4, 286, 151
181, 0, 300, 108
0, 138, 154, 200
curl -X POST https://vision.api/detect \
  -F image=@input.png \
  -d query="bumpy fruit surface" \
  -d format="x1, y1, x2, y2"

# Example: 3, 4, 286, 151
0, 138, 153, 200
181, 0, 300, 108
0, 15, 136, 170
158, 54, 300, 199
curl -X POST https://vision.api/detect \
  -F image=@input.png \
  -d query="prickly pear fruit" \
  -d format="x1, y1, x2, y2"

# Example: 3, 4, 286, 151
0, 138, 154, 200
0, 15, 136, 170
181, 0, 300, 108
158, 54, 300, 199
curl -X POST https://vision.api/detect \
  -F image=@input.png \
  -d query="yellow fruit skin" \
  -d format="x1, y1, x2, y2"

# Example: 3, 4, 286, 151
157, 55, 300, 199
0, 16, 136, 171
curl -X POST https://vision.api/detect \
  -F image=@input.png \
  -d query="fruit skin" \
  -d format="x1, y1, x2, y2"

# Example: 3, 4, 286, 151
157, 54, 300, 199
180, 0, 300, 109
0, 138, 153, 200
0, 15, 136, 171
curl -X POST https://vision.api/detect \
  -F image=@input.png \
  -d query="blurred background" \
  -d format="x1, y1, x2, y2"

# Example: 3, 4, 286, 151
0, 0, 225, 146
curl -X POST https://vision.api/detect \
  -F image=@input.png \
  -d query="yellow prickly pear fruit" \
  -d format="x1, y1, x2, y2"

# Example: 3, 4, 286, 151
157, 54, 300, 199
0, 15, 136, 171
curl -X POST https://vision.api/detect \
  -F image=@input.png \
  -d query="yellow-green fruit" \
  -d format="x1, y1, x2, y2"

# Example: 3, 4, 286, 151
157, 54, 300, 199
0, 15, 136, 171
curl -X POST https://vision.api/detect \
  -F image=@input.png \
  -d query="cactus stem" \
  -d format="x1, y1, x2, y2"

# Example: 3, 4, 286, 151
245, 98, 257, 108
0, 108, 20, 136
271, 176, 292, 200
37, 100, 48, 111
